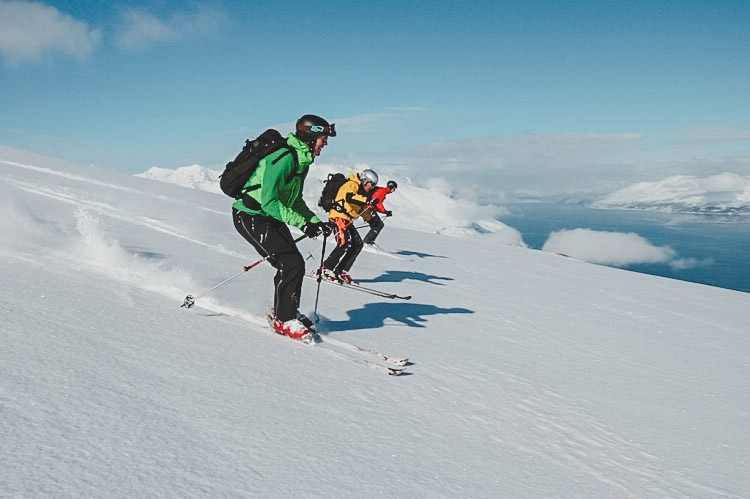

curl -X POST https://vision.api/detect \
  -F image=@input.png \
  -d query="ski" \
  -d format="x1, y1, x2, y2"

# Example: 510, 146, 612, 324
265, 314, 405, 376
322, 348, 405, 376
305, 273, 412, 300
354, 345, 409, 367
322, 336, 409, 367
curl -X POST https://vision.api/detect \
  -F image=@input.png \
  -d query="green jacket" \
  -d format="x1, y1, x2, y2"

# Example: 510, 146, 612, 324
232, 133, 321, 229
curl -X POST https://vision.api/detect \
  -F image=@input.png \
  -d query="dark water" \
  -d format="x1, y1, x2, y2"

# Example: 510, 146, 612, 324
501, 203, 750, 293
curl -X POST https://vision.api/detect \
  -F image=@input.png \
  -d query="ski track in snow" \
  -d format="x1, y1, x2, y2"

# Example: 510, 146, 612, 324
13, 181, 243, 259
7, 178, 411, 375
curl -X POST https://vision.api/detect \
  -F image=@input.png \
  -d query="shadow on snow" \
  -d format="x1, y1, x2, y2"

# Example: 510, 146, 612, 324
394, 250, 447, 259
356, 270, 454, 286
317, 301, 474, 333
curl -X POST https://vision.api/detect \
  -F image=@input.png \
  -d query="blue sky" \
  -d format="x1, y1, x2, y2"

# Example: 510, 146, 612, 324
1, 0, 749, 201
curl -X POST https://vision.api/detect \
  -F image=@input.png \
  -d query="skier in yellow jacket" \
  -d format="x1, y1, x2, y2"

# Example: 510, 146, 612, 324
319, 169, 378, 283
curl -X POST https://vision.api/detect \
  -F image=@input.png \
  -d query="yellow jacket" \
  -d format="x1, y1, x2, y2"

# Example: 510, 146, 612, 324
328, 173, 373, 222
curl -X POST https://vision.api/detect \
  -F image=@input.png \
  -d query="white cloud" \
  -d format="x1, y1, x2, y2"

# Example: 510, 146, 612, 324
115, 9, 176, 49
336, 109, 428, 134
669, 257, 706, 271
0, 0, 101, 65
673, 125, 750, 145
114, 6, 227, 51
542, 228, 677, 267
355, 127, 750, 203
386, 132, 646, 202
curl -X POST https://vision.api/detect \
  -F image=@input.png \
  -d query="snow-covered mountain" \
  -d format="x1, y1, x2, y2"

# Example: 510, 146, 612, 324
2, 145, 749, 498
135, 164, 223, 194
133, 159, 520, 240
139, 164, 750, 219
592, 172, 750, 214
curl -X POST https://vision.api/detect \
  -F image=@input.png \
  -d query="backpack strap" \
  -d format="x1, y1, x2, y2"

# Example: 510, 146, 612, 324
272, 147, 301, 184
240, 146, 300, 210
242, 147, 298, 193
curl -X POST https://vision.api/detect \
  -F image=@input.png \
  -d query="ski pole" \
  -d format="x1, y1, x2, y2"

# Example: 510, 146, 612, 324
306, 209, 369, 318
353, 207, 392, 231
181, 234, 307, 309
337, 206, 375, 231
312, 232, 328, 322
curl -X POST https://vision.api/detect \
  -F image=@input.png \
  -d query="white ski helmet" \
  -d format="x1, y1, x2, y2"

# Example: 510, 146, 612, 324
359, 169, 379, 185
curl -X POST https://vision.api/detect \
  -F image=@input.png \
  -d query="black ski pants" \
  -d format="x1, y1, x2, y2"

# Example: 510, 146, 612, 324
232, 209, 305, 322
362, 213, 384, 244
324, 221, 363, 274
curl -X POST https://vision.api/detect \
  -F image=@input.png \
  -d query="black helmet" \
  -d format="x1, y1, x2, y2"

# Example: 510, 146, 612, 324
387, 180, 398, 190
295, 114, 336, 145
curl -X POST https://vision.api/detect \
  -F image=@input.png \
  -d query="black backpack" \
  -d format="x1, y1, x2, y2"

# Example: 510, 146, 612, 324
219, 129, 291, 199
318, 173, 349, 211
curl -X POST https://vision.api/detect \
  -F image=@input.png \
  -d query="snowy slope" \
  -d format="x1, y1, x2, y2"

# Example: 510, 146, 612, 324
1, 147, 749, 498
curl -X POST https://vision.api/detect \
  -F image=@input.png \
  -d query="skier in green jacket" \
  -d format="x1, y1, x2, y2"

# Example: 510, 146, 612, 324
232, 114, 334, 340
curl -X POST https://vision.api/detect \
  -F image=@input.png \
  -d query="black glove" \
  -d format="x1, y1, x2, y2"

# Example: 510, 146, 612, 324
385, 210, 392, 217
303, 221, 332, 238
302, 221, 322, 238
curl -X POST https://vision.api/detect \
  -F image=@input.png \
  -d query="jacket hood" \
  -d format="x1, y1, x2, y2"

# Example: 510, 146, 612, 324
287, 133, 314, 167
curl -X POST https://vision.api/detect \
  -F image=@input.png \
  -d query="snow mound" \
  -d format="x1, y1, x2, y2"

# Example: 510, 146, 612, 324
136, 164, 222, 193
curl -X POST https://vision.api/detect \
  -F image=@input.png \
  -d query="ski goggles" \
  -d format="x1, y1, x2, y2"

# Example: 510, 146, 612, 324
306, 123, 336, 137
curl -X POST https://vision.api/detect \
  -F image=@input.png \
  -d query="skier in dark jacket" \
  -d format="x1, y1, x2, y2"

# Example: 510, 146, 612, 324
363, 180, 397, 245
232, 114, 333, 340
